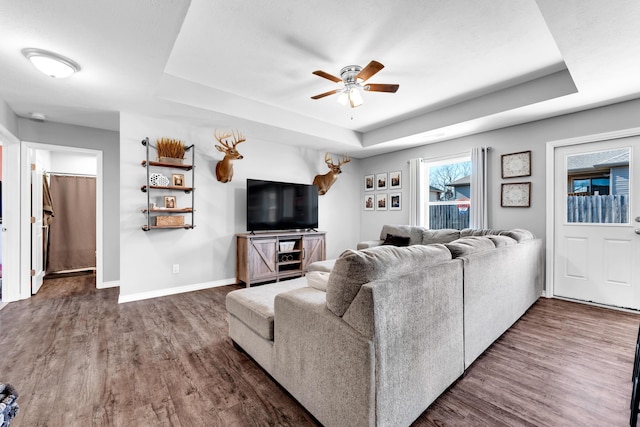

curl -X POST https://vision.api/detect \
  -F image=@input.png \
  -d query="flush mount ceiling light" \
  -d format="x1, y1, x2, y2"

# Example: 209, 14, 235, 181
311, 60, 399, 108
22, 48, 81, 78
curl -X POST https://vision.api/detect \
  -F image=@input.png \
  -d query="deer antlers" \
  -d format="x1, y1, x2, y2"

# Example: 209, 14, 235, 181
325, 152, 351, 166
214, 129, 246, 149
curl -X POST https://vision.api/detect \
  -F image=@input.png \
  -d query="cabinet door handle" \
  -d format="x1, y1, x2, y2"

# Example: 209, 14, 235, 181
302, 248, 305, 259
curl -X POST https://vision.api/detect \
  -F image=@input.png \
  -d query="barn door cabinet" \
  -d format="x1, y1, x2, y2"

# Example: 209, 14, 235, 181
236, 231, 326, 287
140, 137, 196, 231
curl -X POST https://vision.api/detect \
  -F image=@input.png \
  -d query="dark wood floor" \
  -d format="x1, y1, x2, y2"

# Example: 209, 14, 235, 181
1, 276, 638, 426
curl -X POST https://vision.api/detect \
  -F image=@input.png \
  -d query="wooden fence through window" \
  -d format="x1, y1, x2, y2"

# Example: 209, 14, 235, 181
567, 194, 629, 223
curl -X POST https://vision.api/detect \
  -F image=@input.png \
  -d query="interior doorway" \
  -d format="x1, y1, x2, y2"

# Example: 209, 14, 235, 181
546, 128, 640, 310
19, 142, 103, 298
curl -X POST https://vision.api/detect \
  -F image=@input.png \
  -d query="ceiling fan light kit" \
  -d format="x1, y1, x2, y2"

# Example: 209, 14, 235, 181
22, 48, 81, 79
311, 60, 399, 108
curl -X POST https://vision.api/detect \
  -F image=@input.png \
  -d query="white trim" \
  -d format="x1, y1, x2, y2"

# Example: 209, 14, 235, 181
0, 125, 21, 302
98, 280, 120, 289
545, 126, 640, 300
118, 278, 236, 304
20, 141, 104, 295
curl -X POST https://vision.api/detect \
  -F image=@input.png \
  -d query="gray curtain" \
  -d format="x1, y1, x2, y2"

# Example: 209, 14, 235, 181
47, 175, 96, 274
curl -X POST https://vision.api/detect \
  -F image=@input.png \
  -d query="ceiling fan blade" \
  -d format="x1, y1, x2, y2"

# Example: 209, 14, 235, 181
364, 83, 399, 93
311, 89, 340, 99
356, 60, 384, 82
312, 70, 342, 83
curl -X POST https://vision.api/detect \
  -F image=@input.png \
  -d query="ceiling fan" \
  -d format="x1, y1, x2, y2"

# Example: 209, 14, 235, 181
310, 60, 399, 108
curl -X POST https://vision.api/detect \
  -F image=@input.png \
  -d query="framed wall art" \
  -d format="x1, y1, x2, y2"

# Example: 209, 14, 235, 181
501, 150, 531, 178
389, 192, 401, 210
389, 171, 402, 189
501, 182, 531, 207
376, 193, 387, 210
364, 174, 375, 191
376, 173, 388, 190
164, 195, 177, 209
364, 194, 375, 211
172, 173, 185, 187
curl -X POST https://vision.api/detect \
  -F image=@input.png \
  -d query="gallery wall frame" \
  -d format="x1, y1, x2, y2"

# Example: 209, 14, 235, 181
501, 182, 531, 207
376, 193, 388, 210
389, 192, 401, 210
376, 173, 388, 190
501, 150, 531, 178
364, 174, 375, 191
389, 171, 402, 189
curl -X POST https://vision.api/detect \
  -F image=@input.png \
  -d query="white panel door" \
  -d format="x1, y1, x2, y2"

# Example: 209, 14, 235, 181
30, 154, 44, 294
554, 137, 639, 309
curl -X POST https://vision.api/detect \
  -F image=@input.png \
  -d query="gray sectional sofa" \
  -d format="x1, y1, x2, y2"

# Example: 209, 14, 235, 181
226, 225, 544, 426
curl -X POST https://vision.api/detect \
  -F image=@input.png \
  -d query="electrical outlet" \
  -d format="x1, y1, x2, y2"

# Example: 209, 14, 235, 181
172, 264, 179, 274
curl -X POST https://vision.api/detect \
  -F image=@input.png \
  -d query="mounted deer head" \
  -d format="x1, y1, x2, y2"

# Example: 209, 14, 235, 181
312, 153, 351, 195
214, 129, 246, 183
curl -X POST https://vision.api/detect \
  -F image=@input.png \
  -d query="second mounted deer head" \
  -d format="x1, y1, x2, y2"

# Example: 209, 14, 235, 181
214, 129, 246, 183
312, 153, 351, 195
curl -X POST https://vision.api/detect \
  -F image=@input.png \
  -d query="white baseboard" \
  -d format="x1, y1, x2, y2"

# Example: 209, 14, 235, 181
98, 280, 120, 289
117, 278, 236, 304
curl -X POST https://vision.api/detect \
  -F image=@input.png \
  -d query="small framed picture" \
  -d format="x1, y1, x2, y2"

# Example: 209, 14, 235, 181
364, 174, 375, 191
364, 194, 375, 211
389, 192, 401, 210
376, 173, 388, 190
501, 182, 531, 207
501, 150, 531, 178
389, 171, 402, 189
172, 174, 185, 187
164, 195, 177, 209
376, 193, 387, 210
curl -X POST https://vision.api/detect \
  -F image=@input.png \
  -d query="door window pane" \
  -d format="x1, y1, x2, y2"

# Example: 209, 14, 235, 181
566, 148, 630, 224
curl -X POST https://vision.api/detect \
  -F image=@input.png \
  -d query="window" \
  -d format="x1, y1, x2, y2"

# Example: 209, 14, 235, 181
566, 148, 629, 223
425, 156, 471, 229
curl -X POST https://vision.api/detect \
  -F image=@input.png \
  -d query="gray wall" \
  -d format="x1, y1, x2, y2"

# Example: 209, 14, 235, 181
0, 98, 18, 137
119, 113, 360, 299
18, 118, 120, 282
359, 98, 640, 243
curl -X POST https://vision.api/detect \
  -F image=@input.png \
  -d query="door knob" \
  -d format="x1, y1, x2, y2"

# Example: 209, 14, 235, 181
636, 229, 640, 235
636, 217, 640, 223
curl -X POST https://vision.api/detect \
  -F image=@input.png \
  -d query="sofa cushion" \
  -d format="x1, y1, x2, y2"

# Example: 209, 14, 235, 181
460, 228, 504, 237
379, 225, 426, 246
306, 271, 330, 291
226, 278, 308, 340
499, 228, 535, 242
486, 235, 518, 247
307, 259, 336, 273
422, 228, 460, 244
382, 233, 411, 247
445, 236, 496, 258
326, 244, 452, 317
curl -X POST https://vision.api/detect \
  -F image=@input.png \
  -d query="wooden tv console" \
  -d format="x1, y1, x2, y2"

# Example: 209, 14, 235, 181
236, 231, 326, 287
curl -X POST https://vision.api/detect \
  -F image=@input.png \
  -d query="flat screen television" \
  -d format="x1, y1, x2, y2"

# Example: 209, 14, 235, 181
246, 179, 318, 232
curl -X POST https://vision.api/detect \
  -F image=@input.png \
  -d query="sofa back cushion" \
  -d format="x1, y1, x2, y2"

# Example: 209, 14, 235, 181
379, 225, 426, 246
445, 236, 496, 258
422, 228, 460, 244
326, 244, 452, 317
499, 228, 535, 242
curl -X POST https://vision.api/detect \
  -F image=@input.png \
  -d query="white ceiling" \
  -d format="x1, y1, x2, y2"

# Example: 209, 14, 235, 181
1, 0, 640, 158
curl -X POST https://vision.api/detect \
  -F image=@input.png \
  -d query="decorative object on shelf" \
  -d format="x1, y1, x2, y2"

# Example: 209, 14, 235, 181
172, 174, 184, 187
364, 194, 374, 211
376, 193, 388, 210
389, 192, 402, 210
312, 152, 351, 195
501, 182, 531, 207
164, 196, 176, 209
156, 138, 186, 164
389, 171, 402, 189
376, 172, 388, 190
214, 129, 246, 183
279, 241, 296, 252
155, 215, 184, 226
149, 172, 170, 187
364, 174, 374, 191
501, 150, 531, 178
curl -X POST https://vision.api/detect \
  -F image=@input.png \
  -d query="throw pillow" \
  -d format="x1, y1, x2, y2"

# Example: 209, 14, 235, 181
306, 271, 330, 291
382, 233, 411, 247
